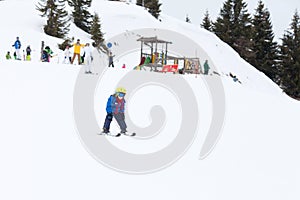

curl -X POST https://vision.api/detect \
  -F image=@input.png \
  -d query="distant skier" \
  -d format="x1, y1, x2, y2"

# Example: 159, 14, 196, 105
63, 45, 71, 64
26, 45, 31, 61
71, 39, 85, 65
229, 72, 242, 84
41, 50, 49, 62
44, 46, 53, 62
81, 51, 85, 64
102, 87, 127, 135
83, 43, 93, 74
203, 59, 210, 75
41, 46, 53, 62
108, 51, 115, 67
6, 51, 12, 60
12, 36, 21, 60
13, 52, 17, 60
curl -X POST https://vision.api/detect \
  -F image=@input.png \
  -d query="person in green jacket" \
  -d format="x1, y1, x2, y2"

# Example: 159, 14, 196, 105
6, 51, 12, 60
203, 59, 210, 75
44, 46, 54, 62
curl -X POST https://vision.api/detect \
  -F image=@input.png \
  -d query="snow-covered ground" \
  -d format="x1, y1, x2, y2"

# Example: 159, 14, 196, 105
0, 0, 300, 200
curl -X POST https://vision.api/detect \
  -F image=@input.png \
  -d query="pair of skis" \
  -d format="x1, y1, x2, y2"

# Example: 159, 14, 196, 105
98, 132, 136, 137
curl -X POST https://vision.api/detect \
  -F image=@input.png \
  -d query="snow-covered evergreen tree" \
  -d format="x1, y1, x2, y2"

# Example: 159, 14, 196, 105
68, 0, 93, 33
279, 11, 300, 99
36, 0, 70, 38
213, 0, 233, 45
90, 13, 105, 47
201, 10, 212, 31
213, 0, 253, 63
250, 0, 279, 83
136, 0, 161, 19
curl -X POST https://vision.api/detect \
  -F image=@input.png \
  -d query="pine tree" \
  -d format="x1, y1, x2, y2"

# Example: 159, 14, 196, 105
90, 13, 105, 47
213, 0, 253, 62
251, 0, 279, 82
137, 0, 150, 7
146, 0, 162, 19
213, 0, 234, 46
279, 11, 300, 99
201, 10, 212, 31
36, 0, 70, 38
68, 0, 93, 33
136, 0, 161, 19
231, 0, 253, 62
136, 0, 143, 6
186, 14, 191, 23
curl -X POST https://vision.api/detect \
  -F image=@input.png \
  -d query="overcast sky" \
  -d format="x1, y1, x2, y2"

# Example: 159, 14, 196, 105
159, 0, 300, 41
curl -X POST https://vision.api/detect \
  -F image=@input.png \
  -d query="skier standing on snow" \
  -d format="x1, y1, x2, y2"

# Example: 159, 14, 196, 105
26, 45, 31, 61
41, 46, 53, 62
71, 39, 85, 65
41, 50, 49, 62
6, 51, 12, 60
12, 36, 21, 60
102, 87, 127, 135
108, 51, 115, 67
44, 46, 53, 62
13, 52, 17, 60
83, 43, 93, 74
63, 45, 71, 64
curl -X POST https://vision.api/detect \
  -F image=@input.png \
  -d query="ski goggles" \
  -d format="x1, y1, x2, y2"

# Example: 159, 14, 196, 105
118, 92, 125, 97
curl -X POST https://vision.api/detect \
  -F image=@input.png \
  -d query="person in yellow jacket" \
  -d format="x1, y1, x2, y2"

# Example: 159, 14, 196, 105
71, 39, 85, 65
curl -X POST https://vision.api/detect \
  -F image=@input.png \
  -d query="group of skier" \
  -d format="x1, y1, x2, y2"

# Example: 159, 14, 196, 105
5, 36, 32, 61
65, 39, 94, 74
6, 37, 47, 62
5, 37, 95, 74
54, 38, 94, 74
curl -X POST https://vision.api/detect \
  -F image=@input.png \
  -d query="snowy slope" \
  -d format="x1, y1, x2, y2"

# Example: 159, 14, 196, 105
0, 0, 300, 200
92, 0, 283, 95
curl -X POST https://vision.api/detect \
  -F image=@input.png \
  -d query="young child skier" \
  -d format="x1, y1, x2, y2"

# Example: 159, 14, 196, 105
6, 51, 12, 60
63, 45, 71, 64
41, 50, 49, 62
83, 43, 93, 74
101, 87, 135, 136
108, 51, 115, 67
26, 45, 31, 61
42, 46, 53, 62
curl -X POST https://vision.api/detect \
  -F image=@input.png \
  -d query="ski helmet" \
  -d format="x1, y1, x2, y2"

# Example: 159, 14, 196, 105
115, 87, 126, 94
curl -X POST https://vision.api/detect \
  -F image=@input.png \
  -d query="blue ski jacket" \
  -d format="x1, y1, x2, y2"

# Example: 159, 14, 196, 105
13, 40, 21, 49
106, 95, 125, 114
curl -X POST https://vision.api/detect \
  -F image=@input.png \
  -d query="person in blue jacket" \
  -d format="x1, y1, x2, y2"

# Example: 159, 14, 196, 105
102, 87, 127, 134
12, 36, 21, 60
